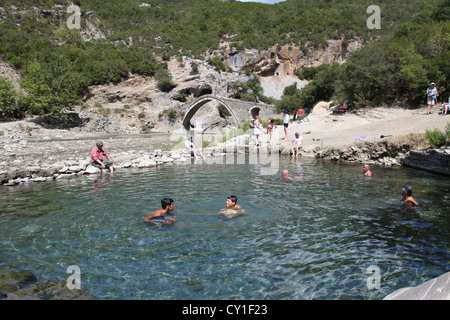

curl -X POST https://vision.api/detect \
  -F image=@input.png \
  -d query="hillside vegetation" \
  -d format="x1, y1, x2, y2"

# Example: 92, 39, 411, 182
0, 0, 449, 120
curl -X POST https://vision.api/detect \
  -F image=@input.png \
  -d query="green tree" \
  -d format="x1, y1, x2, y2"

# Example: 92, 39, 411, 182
20, 60, 54, 115
336, 45, 394, 108
432, 0, 450, 22
246, 75, 263, 97
190, 62, 199, 75
20, 58, 86, 116
0, 78, 21, 119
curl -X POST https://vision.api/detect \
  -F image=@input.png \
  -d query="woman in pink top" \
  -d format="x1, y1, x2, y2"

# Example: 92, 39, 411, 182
90, 141, 114, 173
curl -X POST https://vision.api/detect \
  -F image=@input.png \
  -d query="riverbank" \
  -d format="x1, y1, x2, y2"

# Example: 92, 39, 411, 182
1, 104, 449, 185
277, 105, 450, 172
291, 105, 449, 151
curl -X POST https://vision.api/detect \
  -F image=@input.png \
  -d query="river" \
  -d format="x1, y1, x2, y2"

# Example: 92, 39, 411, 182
0, 156, 449, 299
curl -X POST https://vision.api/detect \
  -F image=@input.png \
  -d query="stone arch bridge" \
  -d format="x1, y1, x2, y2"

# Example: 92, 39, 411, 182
182, 94, 277, 131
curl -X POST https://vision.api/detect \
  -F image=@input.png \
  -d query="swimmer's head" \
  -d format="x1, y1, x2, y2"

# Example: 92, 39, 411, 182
404, 185, 413, 196
282, 170, 289, 178
161, 198, 174, 209
401, 186, 407, 197
226, 195, 237, 207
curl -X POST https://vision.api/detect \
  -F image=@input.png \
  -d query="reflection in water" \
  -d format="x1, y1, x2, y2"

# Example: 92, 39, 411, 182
90, 175, 112, 202
0, 157, 448, 300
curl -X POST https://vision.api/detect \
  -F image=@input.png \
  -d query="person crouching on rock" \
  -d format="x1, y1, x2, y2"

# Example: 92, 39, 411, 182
90, 141, 114, 173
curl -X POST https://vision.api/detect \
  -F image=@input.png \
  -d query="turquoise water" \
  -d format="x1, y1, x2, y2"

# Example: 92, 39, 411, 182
0, 157, 449, 299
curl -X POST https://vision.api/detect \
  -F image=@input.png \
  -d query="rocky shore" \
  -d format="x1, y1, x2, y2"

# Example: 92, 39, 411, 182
0, 143, 194, 186
311, 139, 450, 174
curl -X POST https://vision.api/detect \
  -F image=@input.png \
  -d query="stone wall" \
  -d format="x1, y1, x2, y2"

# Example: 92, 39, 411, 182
400, 149, 450, 176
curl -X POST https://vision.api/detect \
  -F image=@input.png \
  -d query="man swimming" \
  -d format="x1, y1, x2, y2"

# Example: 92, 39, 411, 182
143, 198, 176, 225
282, 169, 293, 180
219, 195, 243, 219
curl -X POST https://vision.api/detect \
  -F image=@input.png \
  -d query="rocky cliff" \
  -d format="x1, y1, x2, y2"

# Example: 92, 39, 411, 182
226, 38, 364, 76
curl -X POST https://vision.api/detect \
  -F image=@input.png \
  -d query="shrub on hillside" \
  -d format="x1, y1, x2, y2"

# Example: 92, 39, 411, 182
155, 67, 176, 92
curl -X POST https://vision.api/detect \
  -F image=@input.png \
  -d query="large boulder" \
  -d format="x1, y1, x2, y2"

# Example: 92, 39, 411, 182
85, 165, 101, 174
384, 272, 450, 300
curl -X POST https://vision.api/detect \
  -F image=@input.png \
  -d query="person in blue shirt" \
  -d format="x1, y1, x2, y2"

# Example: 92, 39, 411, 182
426, 82, 437, 115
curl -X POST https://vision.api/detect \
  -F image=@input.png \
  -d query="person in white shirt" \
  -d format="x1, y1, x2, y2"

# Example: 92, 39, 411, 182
291, 132, 303, 158
253, 116, 263, 146
283, 111, 290, 139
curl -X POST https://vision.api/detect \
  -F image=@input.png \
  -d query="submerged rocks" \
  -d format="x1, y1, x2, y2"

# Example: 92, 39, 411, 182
2, 195, 62, 218
0, 266, 37, 297
0, 266, 96, 300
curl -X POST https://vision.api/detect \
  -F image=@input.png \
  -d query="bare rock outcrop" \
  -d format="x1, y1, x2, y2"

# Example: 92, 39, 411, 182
226, 38, 364, 76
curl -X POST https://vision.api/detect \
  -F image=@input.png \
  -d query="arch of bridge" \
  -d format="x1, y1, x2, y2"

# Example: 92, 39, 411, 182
182, 95, 240, 130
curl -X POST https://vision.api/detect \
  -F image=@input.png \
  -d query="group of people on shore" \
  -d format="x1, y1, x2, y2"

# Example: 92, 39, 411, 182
247, 111, 304, 157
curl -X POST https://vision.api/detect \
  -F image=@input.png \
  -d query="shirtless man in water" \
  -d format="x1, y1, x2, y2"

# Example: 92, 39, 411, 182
282, 170, 293, 180
143, 198, 176, 225
401, 186, 419, 208
219, 195, 243, 219
363, 164, 373, 177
